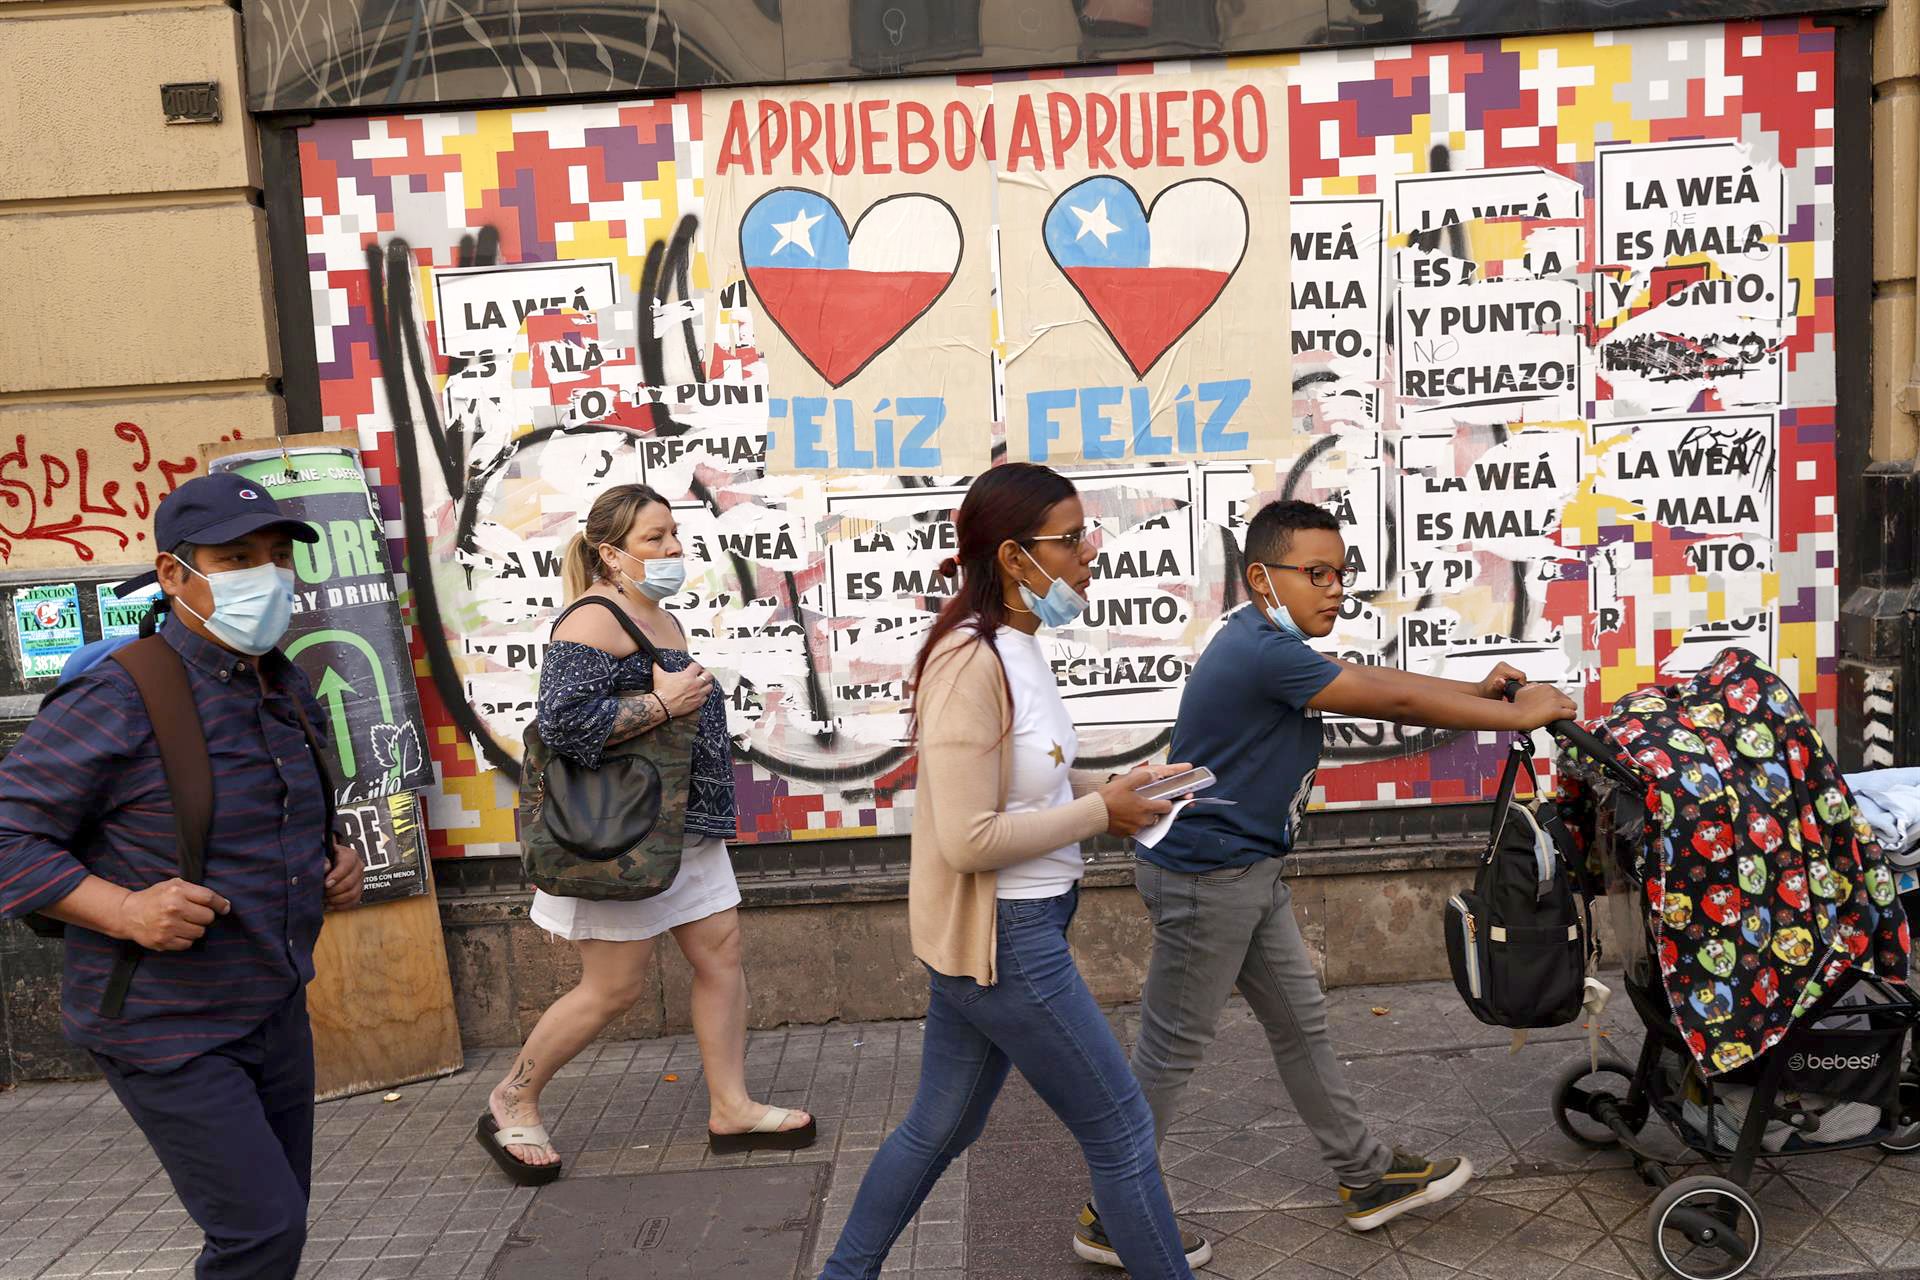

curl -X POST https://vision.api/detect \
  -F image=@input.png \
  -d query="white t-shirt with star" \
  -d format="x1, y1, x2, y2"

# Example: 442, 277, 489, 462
993, 626, 1086, 900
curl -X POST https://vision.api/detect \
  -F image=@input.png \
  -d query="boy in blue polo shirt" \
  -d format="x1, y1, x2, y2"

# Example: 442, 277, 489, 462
1073, 500, 1575, 1264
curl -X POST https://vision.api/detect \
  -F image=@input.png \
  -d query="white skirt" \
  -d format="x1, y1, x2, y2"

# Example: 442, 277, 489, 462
529, 836, 739, 942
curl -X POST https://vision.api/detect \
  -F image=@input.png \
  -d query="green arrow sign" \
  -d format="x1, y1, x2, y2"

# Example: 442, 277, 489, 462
287, 629, 395, 780
314, 667, 358, 776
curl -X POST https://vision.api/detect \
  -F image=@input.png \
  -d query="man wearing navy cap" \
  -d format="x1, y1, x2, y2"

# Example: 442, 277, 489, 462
0, 472, 364, 1279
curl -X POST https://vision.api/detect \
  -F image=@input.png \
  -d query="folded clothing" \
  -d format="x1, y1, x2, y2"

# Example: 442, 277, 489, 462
1683, 1083, 1882, 1152
1846, 768, 1920, 868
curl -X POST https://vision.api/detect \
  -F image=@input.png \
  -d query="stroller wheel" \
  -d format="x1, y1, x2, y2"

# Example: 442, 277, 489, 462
1878, 1080, 1920, 1153
1552, 1059, 1643, 1149
1649, 1175, 1763, 1280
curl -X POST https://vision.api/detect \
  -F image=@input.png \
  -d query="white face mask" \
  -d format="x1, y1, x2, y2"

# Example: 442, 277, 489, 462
612, 547, 686, 601
174, 561, 297, 655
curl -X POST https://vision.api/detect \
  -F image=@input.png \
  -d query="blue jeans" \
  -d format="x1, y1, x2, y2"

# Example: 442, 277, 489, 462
820, 887, 1192, 1280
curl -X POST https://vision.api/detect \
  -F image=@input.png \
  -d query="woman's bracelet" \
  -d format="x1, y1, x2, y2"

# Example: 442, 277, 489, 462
653, 692, 672, 721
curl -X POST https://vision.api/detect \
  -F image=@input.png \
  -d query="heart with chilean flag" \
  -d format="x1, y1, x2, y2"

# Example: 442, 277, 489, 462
1043, 176, 1248, 378
740, 189, 962, 387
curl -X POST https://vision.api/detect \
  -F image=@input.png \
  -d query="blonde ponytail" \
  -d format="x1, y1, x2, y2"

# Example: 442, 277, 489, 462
559, 483, 670, 605
560, 532, 598, 603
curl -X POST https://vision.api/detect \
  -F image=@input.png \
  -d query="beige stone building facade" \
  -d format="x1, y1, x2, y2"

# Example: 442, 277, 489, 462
0, 2, 283, 579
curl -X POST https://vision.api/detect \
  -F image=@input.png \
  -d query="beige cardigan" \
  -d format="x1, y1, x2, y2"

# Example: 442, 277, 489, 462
909, 628, 1110, 986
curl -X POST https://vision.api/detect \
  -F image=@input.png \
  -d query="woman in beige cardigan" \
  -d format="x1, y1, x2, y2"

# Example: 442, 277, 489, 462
818, 464, 1206, 1280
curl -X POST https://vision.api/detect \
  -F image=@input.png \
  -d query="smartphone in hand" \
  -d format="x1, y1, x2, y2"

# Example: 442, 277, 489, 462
1135, 766, 1215, 802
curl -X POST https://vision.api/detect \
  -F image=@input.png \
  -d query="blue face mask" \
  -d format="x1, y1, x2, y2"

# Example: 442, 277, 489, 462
615, 548, 686, 601
1017, 548, 1088, 629
176, 561, 296, 656
1256, 565, 1309, 641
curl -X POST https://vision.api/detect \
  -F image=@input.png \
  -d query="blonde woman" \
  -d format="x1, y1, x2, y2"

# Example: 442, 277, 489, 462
477, 483, 813, 1185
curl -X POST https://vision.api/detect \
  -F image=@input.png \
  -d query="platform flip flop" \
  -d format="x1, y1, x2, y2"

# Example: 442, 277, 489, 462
708, 1106, 818, 1154
477, 1112, 564, 1186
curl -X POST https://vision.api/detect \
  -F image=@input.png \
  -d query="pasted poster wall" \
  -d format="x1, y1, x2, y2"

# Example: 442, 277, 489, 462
700, 79, 997, 475
207, 443, 434, 901
298, 21, 1840, 857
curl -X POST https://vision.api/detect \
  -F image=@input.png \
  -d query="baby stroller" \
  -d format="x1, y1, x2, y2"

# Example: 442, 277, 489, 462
1541, 652, 1919, 1280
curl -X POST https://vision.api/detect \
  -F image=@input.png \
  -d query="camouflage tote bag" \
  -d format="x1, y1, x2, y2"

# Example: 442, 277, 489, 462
517, 598, 702, 900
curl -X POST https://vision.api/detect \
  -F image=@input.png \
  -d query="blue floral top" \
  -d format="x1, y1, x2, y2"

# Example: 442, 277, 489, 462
536, 637, 737, 842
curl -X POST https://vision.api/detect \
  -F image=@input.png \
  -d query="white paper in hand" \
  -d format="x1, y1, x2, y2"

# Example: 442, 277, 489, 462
1133, 797, 1234, 850
1134, 798, 1195, 850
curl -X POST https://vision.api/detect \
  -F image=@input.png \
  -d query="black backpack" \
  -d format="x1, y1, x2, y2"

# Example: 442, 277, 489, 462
1444, 733, 1594, 1029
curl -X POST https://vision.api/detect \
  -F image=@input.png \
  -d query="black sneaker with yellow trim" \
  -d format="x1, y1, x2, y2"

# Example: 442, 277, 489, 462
1071, 1202, 1213, 1269
1339, 1150, 1474, 1231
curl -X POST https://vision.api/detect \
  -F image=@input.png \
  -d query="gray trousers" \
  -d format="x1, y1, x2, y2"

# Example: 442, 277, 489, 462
1131, 856, 1393, 1186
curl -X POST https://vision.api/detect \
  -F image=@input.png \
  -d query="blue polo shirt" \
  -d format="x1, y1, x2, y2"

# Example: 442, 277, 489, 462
1142, 605, 1341, 873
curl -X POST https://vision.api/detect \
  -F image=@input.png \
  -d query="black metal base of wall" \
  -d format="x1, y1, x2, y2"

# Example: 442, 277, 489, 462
1840, 461, 1920, 773
1838, 659, 1901, 772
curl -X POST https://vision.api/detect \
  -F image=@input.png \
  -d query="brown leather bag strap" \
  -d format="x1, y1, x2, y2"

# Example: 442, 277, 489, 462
109, 637, 211, 883
100, 636, 211, 1017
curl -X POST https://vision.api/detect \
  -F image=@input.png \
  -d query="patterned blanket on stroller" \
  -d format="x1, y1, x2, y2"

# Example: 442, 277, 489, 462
1556, 648, 1910, 1076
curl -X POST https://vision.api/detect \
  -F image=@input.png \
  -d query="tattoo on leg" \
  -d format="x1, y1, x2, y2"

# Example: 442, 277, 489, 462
502, 1057, 534, 1105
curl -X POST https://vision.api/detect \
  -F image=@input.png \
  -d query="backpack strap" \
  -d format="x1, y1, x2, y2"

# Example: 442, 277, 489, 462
553, 595, 670, 666
1488, 739, 1561, 900
101, 637, 211, 1018
1485, 738, 1535, 859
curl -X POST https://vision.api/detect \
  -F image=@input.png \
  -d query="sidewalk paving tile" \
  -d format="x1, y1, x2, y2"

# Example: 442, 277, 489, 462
0, 979, 1916, 1278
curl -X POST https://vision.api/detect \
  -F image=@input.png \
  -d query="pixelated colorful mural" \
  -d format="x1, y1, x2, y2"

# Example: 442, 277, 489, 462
296, 20, 1841, 857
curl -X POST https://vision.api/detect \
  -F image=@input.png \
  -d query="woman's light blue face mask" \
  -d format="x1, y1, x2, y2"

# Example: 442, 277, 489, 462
612, 547, 686, 601
1016, 546, 1088, 629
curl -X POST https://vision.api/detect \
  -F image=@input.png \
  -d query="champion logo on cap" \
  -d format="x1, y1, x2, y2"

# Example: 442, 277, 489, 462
238, 487, 260, 500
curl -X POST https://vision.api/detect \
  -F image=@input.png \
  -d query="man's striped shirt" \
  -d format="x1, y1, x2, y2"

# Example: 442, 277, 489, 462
0, 620, 331, 1071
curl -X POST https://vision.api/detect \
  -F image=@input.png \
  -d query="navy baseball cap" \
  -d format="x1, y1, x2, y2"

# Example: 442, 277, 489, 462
117, 472, 319, 594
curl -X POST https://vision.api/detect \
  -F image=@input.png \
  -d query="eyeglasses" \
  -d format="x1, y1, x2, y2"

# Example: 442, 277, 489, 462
1264, 562, 1358, 590
1027, 527, 1101, 553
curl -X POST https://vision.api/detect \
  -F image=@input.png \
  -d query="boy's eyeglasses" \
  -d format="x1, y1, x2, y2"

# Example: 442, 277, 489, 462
1265, 562, 1359, 590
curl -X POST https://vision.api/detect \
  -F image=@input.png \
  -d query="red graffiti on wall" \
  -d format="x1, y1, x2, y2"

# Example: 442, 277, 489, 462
0, 423, 202, 562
